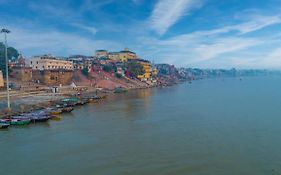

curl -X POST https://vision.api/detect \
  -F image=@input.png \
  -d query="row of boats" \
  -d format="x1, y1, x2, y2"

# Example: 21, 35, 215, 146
0, 95, 107, 129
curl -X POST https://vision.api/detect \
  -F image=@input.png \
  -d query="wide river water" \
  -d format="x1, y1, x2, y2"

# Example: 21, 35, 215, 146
1, 76, 281, 175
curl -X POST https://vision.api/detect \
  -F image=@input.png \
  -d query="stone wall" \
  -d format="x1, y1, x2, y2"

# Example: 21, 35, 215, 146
32, 70, 73, 86
11, 67, 32, 82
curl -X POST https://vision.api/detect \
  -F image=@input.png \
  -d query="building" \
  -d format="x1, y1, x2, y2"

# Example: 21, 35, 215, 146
126, 59, 152, 81
118, 48, 137, 62
108, 48, 137, 62
72, 60, 92, 70
108, 52, 120, 61
29, 55, 73, 70
136, 59, 152, 81
11, 67, 32, 82
0, 70, 4, 88
95, 50, 108, 58
32, 70, 73, 86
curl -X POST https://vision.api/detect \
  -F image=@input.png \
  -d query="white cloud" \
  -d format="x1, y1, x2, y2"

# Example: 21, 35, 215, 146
149, 0, 203, 35
5, 26, 120, 57
71, 23, 98, 35
137, 13, 281, 68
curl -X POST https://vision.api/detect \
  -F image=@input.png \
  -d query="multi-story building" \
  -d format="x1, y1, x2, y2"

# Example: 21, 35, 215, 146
95, 50, 108, 58
29, 55, 74, 86
29, 55, 73, 70
107, 48, 137, 62
118, 48, 137, 62
136, 59, 152, 81
108, 52, 120, 61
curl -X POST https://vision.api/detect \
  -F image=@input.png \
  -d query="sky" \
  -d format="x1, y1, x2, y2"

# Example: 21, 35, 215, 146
1, 0, 281, 69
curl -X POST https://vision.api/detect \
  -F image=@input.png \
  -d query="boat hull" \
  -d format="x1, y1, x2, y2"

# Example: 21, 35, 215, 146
0, 123, 10, 129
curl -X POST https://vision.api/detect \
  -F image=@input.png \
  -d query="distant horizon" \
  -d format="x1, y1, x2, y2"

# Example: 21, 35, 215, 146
1, 0, 281, 69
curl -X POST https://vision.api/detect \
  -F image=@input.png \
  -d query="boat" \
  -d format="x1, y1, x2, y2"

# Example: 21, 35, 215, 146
31, 116, 51, 122
48, 109, 62, 115
17, 109, 52, 123
61, 97, 80, 104
0, 118, 31, 125
0, 123, 10, 129
89, 99, 98, 103
61, 107, 74, 113
50, 115, 63, 121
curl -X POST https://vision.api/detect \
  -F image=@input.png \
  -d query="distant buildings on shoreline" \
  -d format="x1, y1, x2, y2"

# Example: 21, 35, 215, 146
4, 48, 160, 86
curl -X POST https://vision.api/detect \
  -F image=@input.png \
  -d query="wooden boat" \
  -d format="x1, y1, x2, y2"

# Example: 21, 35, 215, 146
0, 118, 31, 125
50, 115, 63, 121
0, 123, 10, 129
48, 109, 62, 115
61, 107, 74, 113
88, 98, 98, 103
31, 116, 51, 123
15, 116, 50, 123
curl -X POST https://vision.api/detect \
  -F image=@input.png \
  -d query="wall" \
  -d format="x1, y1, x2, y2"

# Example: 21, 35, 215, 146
12, 67, 32, 82
32, 70, 73, 86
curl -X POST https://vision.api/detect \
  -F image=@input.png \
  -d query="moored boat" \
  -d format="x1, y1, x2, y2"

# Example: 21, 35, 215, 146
48, 109, 62, 115
0, 123, 10, 129
61, 107, 74, 113
50, 115, 63, 121
0, 118, 31, 125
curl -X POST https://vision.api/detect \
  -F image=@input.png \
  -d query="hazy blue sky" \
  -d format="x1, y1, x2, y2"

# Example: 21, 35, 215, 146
1, 0, 281, 68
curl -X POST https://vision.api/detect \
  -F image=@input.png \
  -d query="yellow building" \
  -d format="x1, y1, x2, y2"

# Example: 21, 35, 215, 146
136, 59, 152, 81
118, 48, 137, 62
108, 48, 137, 62
108, 52, 120, 61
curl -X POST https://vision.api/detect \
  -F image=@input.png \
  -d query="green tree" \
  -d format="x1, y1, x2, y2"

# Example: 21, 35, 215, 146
115, 73, 122, 78
0, 42, 19, 76
124, 61, 144, 77
82, 67, 89, 77
102, 64, 116, 72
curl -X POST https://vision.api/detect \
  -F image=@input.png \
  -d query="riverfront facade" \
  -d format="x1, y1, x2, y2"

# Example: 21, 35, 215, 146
29, 55, 73, 70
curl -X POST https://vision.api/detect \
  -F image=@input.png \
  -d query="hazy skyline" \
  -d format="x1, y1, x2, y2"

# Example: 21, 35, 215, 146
1, 0, 281, 68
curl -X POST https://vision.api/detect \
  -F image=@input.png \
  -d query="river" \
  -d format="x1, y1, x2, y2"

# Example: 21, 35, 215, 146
1, 76, 281, 175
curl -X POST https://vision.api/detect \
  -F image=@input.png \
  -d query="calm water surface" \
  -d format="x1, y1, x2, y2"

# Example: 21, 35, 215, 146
1, 76, 281, 175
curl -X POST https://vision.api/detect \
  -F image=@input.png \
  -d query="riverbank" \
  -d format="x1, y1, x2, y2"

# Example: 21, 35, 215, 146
0, 79, 180, 118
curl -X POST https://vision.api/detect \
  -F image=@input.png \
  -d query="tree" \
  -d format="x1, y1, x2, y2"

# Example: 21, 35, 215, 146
124, 61, 144, 78
115, 73, 122, 78
0, 42, 19, 76
82, 67, 89, 77
102, 64, 116, 72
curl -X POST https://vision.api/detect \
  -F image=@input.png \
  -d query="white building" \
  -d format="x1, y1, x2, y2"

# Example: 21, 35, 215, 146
29, 55, 73, 70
